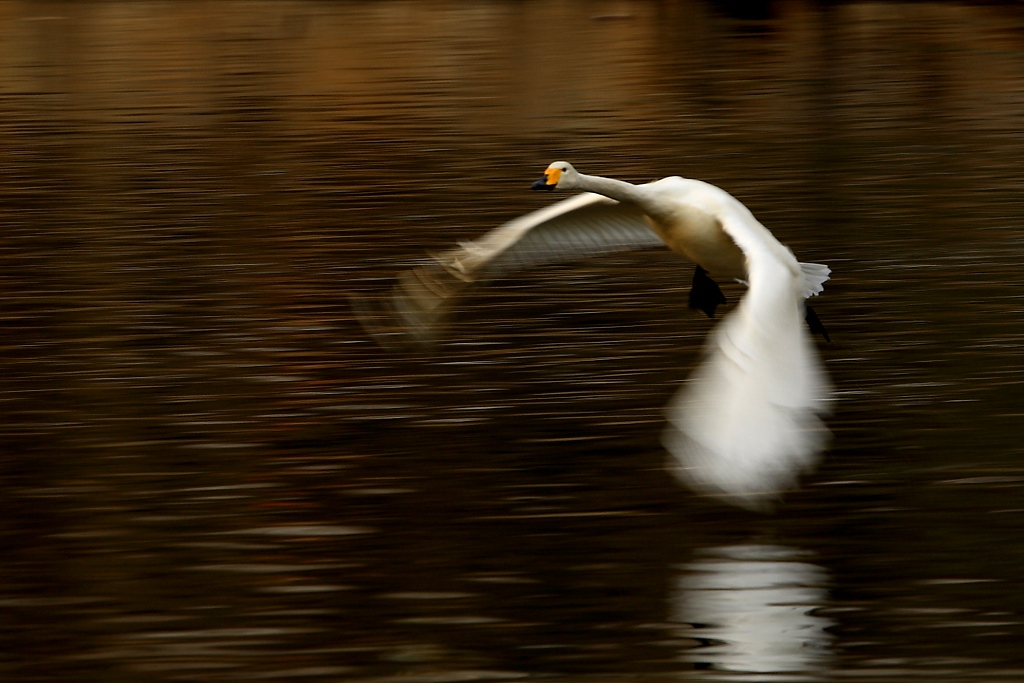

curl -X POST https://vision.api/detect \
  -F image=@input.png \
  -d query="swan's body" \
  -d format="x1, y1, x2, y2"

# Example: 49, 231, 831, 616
355, 162, 832, 510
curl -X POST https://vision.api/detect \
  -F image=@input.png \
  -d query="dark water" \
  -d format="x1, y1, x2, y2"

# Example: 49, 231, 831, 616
3, 1, 1024, 680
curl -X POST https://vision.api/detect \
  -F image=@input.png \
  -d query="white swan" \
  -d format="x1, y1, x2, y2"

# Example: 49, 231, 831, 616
354, 162, 832, 510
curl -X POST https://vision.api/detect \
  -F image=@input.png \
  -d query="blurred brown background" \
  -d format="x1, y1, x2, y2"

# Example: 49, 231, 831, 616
2, 2, 1024, 681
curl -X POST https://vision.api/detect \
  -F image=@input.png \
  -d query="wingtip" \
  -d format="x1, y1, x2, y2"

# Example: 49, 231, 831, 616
348, 292, 411, 350
349, 257, 470, 352
348, 291, 441, 352
662, 429, 787, 513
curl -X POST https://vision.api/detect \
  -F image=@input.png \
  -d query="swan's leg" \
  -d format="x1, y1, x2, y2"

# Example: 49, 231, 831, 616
688, 266, 727, 318
804, 304, 830, 342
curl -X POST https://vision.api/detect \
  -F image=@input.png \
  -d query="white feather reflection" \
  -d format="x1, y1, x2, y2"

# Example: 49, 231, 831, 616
671, 544, 833, 677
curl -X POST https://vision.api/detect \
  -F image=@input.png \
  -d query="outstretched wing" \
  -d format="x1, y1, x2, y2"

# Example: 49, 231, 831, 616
663, 191, 832, 509
433, 192, 663, 280
352, 192, 665, 347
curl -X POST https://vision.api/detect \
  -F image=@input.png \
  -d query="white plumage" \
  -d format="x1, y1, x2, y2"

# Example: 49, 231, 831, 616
354, 162, 832, 510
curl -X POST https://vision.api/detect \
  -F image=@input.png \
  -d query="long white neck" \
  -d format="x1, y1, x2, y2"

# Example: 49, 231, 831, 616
576, 173, 647, 205
575, 172, 674, 224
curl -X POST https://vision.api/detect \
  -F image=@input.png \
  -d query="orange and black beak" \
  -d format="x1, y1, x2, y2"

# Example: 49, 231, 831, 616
531, 167, 561, 191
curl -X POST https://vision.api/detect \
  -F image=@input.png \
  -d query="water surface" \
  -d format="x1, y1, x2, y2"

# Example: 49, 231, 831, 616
3, 1, 1024, 681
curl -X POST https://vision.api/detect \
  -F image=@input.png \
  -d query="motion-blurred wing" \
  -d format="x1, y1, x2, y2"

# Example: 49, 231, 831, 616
437, 192, 663, 279
352, 193, 664, 347
664, 203, 832, 509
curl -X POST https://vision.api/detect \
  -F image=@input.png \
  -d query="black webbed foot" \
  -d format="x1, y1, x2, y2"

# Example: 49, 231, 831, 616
689, 266, 727, 318
805, 304, 831, 342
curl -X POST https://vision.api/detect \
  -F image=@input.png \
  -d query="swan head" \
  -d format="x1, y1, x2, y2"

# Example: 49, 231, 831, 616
531, 161, 580, 192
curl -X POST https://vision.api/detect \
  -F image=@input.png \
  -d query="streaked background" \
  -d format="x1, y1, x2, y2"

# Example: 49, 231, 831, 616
3, 2, 1024, 680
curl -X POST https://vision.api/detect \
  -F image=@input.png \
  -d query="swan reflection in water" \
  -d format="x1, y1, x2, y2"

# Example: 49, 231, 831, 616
671, 544, 834, 677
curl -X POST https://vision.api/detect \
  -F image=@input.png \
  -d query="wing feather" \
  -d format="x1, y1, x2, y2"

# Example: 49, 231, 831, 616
456, 193, 664, 278
664, 196, 832, 509
352, 193, 665, 347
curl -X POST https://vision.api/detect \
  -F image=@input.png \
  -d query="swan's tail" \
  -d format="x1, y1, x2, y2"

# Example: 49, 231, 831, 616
799, 262, 830, 299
